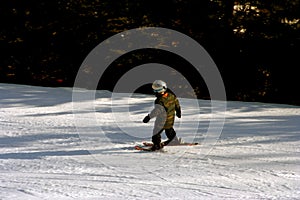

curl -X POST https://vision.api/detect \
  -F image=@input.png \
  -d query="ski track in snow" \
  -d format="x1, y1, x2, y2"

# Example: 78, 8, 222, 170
0, 83, 299, 199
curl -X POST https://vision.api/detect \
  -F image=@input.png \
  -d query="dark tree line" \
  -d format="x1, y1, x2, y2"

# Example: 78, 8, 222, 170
0, 0, 299, 105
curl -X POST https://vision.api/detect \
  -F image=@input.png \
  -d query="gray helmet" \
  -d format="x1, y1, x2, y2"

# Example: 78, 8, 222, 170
152, 80, 167, 93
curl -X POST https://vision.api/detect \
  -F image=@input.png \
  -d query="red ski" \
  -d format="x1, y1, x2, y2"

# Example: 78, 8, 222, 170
134, 145, 153, 152
142, 141, 198, 147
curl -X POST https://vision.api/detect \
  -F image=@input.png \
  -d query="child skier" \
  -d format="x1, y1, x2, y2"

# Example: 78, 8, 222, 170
143, 80, 181, 151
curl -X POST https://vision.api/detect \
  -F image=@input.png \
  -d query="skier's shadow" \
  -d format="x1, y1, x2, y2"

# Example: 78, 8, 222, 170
103, 126, 150, 144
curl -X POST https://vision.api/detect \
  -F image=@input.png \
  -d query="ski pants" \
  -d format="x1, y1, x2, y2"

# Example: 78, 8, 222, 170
152, 127, 176, 146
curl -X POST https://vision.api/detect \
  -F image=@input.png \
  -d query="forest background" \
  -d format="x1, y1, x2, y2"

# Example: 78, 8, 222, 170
0, 0, 299, 105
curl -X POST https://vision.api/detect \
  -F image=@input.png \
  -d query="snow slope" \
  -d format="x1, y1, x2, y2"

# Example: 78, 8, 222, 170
0, 83, 299, 199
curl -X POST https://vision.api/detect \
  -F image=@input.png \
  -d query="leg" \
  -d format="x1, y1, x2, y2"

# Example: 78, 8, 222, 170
152, 128, 164, 150
163, 128, 176, 146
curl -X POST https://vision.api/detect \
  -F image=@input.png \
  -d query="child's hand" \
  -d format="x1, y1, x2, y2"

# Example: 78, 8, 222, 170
143, 115, 150, 123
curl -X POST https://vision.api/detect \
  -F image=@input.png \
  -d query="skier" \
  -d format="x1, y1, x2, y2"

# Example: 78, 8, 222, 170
143, 80, 181, 151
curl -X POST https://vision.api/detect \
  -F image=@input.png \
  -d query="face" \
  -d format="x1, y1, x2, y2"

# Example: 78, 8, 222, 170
154, 91, 164, 97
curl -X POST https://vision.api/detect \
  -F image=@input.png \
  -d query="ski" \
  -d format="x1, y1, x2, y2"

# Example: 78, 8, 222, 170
134, 145, 166, 152
134, 139, 198, 152
143, 141, 199, 147
134, 145, 153, 152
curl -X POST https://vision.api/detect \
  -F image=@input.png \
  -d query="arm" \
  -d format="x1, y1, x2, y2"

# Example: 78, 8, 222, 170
175, 98, 181, 118
150, 100, 165, 118
143, 99, 165, 123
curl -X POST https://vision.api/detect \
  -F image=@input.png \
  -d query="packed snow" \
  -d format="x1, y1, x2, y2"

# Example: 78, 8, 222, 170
0, 83, 299, 199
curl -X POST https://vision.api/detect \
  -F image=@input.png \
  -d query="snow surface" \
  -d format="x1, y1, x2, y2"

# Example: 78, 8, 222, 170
0, 83, 299, 199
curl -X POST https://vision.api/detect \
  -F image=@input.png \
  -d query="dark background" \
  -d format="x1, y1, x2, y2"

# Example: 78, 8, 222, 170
0, 0, 299, 105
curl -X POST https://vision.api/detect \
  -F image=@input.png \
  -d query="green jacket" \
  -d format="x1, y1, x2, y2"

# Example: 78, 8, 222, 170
149, 90, 181, 129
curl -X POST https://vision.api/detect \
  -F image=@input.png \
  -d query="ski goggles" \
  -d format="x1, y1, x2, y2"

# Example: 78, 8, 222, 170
153, 88, 165, 93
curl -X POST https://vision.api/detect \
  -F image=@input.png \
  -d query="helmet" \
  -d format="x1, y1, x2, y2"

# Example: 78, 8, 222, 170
152, 80, 167, 93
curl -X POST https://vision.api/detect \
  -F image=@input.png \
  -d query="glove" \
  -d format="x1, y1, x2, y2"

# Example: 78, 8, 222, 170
143, 115, 150, 123
176, 110, 181, 118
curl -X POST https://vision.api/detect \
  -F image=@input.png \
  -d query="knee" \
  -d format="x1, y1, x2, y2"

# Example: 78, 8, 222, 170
166, 128, 176, 139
